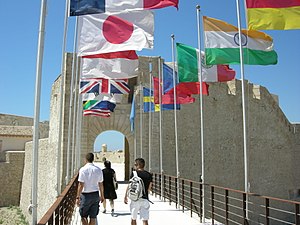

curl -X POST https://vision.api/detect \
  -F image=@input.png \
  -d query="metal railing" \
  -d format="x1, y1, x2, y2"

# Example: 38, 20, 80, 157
152, 173, 300, 225
37, 173, 78, 225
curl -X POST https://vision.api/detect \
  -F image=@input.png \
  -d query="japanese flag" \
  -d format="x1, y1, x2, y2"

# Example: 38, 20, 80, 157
77, 10, 154, 56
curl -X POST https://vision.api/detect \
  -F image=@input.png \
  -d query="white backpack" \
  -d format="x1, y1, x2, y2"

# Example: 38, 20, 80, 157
127, 171, 145, 201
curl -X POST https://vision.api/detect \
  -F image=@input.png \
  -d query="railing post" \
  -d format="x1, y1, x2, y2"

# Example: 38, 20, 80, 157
190, 181, 193, 217
169, 176, 171, 205
295, 203, 299, 225
175, 177, 179, 208
211, 186, 214, 225
163, 174, 166, 201
243, 193, 247, 225
200, 182, 203, 222
60, 202, 64, 224
153, 173, 156, 197
225, 189, 229, 225
182, 179, 185, 212
265, 198, 269, 225
55, 207, 59, 224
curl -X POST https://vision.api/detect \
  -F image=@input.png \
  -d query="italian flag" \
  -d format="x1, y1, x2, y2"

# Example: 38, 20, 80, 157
176, 43, 235, 82
246, 0, 300, 30
203, 16, 278, 66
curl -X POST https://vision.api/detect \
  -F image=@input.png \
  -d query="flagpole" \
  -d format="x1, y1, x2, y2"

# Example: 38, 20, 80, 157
30, 0, 47, 223
133, 89, 137, 160
70, 18, 79, 178
158, 57, 164, 199
134, 125, 137, 160
196, 5, 206, 222
56, 0, 70, 195
75, 62, 83, 171
76, 95, 83, 170
236, 0, 249, 219
148, 60, 152, 172
66, 17, 78, 184
140, 81, 143, 158
73, 76, 82, 172
171, 34, 180, 207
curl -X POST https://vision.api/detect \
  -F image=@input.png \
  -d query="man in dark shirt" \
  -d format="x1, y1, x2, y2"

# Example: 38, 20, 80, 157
124, 158, 153, 225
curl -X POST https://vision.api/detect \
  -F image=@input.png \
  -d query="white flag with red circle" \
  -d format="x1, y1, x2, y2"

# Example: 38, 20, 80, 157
77, 10, 154, 56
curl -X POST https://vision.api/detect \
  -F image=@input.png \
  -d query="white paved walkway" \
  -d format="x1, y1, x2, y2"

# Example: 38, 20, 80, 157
71, 163, 221, 225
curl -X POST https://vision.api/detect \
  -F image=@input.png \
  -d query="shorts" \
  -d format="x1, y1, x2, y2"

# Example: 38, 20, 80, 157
79, 191, 100, 219
130, 198, 150, 221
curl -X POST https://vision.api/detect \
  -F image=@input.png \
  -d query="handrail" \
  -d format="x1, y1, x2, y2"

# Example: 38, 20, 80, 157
152, 172, 300, 225
37, 173, 78, 225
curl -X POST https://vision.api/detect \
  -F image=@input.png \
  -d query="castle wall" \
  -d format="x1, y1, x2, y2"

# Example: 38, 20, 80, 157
0, 114, 35, 126
134, 75, 300, 201
0, 151, 25, 206
94, 152, 124, 164
0, 136, 32, 152
19, 53, 70, 222
0, 114, 49, 208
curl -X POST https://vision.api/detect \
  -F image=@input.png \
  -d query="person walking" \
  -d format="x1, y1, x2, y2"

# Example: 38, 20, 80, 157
76, 153, 104, 225
124, 158, 153, 225
102, 160, 117, 215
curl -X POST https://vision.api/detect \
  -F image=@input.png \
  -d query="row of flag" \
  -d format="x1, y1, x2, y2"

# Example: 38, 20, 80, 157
73, 0, 179, 117
70, 0, 299, 119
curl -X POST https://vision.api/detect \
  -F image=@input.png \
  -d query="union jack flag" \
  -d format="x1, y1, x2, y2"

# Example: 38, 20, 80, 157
80, 78, 129, 94
110, 79, 130, 94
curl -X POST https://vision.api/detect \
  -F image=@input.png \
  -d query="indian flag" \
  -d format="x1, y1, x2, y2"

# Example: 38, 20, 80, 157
246, 0, 300, 30
203, 16, 278, 66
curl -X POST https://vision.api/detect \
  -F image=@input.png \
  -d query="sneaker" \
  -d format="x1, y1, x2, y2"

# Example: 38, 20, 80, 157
111, 209, 114, 215
102, 209, 106, 213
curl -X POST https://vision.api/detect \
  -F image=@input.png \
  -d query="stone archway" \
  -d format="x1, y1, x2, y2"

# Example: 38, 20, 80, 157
81, 107, 134, 180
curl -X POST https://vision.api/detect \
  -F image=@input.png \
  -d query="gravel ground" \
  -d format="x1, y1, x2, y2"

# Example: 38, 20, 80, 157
0, 206, 29, 225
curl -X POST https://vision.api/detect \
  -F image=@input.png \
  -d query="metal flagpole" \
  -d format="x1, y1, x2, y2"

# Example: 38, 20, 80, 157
71, 60, 79, 176
75, 58, 83, 171
75, 93, 83, 170
133, 88, 137, 160
134, 125, 137, 160
196, 5, 206, 222
30, 0, 47, 223
72, 80, 79, 173
148, 60, 152, 172
70, 18, 79, 178
158, 57, 164, 199
56, 0, 70, 195
235, 0, 249, 218
171, 35, 180, 207
140, 81, 143, 158
66, 17, 78, 184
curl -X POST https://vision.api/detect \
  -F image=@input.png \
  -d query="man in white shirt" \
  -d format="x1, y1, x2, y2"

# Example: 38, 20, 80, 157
76, 153, 104, 225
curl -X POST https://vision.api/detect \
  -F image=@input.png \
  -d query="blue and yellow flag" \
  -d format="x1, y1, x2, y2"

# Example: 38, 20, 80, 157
143, 87, 179, 112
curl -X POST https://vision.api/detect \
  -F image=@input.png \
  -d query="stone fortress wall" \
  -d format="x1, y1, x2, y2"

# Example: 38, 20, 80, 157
0, 54, 299, 223
0, 114, 49, 206
94, 144, 125, 164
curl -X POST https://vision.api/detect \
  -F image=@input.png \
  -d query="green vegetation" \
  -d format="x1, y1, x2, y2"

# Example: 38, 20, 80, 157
0, 206, 29, 225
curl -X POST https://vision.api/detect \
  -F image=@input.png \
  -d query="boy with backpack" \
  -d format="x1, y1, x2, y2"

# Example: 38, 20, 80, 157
124, 158, 153, 225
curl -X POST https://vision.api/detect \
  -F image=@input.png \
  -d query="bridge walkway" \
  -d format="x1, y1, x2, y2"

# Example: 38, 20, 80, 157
70, 163, 220, 225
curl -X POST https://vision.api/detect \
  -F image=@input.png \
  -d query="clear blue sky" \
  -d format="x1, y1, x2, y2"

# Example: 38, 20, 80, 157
1, 1, 299, 150
94, 130, 124, 151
